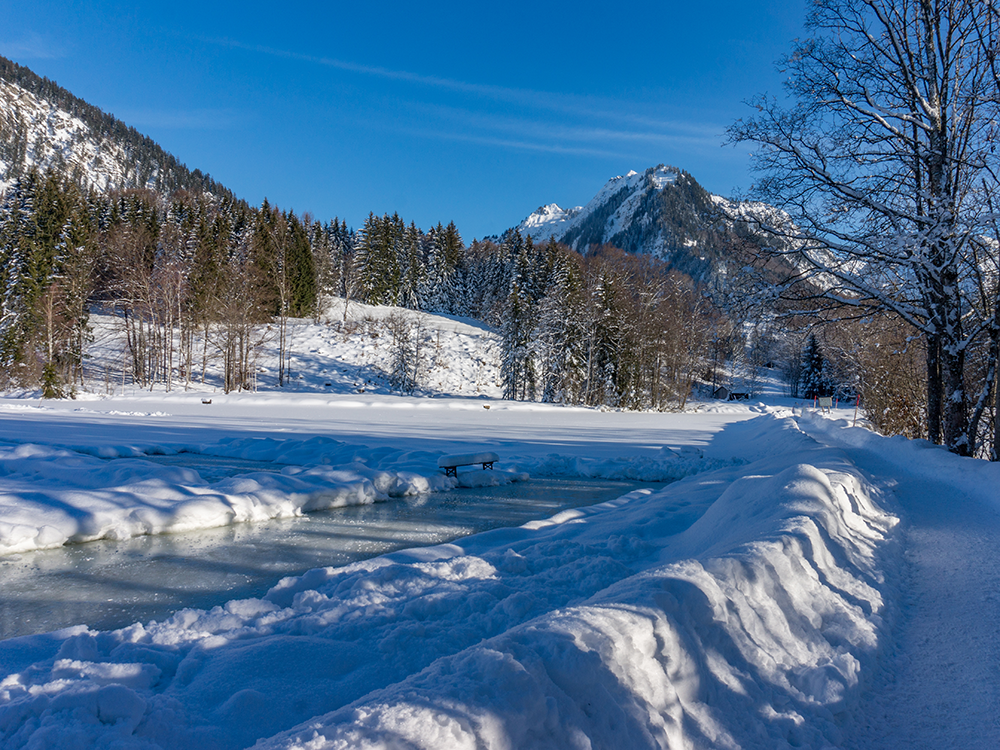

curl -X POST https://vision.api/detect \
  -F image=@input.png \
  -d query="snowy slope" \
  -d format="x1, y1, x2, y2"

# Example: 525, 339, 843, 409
82, 298, 502, 399
0, 59, 227, 198
519, 202, 582, 239
0, 78, 155, 195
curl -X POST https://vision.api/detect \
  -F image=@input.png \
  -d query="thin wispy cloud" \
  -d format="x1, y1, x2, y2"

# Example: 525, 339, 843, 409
404, 101, 725, 151
0, 31, 65, 60
200, 36, 511, 98
198, 35, 722, 139
396, 126, 640, 160
197, 36, 730, 163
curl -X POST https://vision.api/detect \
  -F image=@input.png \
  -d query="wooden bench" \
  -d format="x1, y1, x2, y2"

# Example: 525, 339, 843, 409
437, 452, 500, 477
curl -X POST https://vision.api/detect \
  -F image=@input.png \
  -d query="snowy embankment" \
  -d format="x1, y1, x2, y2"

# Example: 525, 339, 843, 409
82, 300, 503, 399
0, 427, 726, 555
0, 414, 900, 750
0, 439, 456, 555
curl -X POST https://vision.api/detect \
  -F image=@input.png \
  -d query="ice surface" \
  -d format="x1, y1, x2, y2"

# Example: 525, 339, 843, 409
0, 477, 664, 639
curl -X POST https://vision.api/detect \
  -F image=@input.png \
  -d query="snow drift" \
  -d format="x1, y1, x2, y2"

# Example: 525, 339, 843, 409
0, 427, 732, 555
0, 415, 899, 749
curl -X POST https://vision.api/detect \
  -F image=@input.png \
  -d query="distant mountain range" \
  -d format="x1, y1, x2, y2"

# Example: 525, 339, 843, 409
516, 165, 782, 284
0, 54, 231, 198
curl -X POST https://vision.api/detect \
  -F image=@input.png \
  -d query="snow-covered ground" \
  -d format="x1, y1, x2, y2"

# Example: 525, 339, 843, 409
0, 305, 998, 748
82, 300, 502, 400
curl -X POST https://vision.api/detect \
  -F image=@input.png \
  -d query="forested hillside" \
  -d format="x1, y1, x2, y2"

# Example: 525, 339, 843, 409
0, 167, 729, 411
0, 55, 230, 197
0, 53, 751, 410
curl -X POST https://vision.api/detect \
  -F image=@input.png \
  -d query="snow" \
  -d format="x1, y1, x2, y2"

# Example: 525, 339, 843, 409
437, 452, 500, 467
518, 203, 581, 241
84, 301, 502, 399
0, 393, 894, 749
517, 165, 681, 253
0, 306, 997, 747
0, 78, 149, 196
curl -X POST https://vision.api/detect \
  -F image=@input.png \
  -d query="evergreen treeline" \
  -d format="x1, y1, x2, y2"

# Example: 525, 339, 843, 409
347, 214, 716, 409
0, 170, 325, 393
0, 169, 717, 408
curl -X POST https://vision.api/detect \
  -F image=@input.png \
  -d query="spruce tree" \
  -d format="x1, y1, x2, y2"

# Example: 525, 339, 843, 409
800, 334, 828, 399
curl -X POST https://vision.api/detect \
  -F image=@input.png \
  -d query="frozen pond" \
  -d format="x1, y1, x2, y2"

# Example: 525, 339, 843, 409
0, 475, 667, 640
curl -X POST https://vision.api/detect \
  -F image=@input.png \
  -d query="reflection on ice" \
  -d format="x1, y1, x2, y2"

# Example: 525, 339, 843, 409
0, 477, 665, 640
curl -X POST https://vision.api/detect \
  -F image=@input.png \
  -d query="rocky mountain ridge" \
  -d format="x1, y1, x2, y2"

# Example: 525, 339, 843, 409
516, 164, 777, 284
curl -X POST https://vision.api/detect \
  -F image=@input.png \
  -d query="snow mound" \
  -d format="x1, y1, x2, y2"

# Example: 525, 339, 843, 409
0, 437, 456, 554
256, 418, 899, 749
510, 444, 730, 482
0, 416, 900, 749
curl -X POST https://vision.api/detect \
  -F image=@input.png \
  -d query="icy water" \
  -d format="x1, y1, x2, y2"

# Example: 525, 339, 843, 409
0, 472, 664, 640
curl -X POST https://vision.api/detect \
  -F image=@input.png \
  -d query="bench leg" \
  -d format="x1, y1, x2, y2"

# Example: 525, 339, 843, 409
482, 462, 494, 470
445, 467, 457, 477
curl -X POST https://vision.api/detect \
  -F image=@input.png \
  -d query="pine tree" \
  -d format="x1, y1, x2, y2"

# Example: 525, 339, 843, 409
533, 242, 585, 403
400, 222, 424, 310
500, 278, 533, 400
800, 334, 828, 399
286, 212, 317, 317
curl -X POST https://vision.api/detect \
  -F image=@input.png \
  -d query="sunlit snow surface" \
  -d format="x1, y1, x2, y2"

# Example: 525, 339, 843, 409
1, 300, 997, 747
0, 387, 917, 750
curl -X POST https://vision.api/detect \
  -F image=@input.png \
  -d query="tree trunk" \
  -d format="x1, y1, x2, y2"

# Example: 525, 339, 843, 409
926, 333, 942, 444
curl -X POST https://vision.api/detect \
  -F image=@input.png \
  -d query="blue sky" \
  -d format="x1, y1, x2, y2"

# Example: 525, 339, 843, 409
2, 1, 806, 239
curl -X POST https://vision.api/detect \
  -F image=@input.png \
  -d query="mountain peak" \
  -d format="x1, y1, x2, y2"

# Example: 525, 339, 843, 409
514, 164, 733, 281
517, 164, 691, 247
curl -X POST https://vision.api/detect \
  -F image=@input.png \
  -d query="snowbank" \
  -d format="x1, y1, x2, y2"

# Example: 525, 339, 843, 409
0, 439, 457, 554
0, 421, 743, 554
0, 415, 900, 749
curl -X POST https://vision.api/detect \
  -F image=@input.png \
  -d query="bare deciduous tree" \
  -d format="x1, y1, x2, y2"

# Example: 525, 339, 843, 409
730, 0, 999, 455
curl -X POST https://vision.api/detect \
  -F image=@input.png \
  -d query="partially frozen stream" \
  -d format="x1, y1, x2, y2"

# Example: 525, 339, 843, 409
0, 470, 665, 640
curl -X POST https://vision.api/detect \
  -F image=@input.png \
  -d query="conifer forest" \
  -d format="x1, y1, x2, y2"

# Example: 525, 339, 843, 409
0, 169, 720, 411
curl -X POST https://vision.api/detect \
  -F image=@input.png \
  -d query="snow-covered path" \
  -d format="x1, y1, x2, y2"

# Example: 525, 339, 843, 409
803, 418, 1000, 748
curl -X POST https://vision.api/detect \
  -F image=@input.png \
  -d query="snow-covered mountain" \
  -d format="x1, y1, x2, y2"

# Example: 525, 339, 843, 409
517, 164, 767, 282
0, 55, 229, 197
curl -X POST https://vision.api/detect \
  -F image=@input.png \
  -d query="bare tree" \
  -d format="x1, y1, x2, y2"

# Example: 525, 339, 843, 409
106, 223, 158, 388
730, 0, 999, 455
211, 240, 272, 394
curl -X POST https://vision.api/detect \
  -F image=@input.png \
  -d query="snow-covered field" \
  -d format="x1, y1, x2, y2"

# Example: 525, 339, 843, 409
0, 306, 998, 748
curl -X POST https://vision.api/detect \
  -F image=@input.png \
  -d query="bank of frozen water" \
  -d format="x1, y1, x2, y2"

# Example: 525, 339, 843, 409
0, 415, 901, 749
0, 431, 732, 555
0, 477, 664, 640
